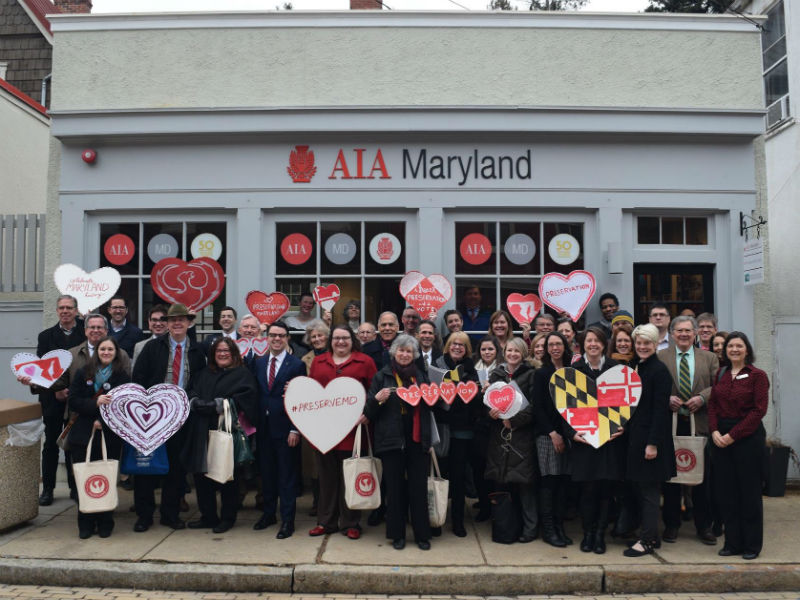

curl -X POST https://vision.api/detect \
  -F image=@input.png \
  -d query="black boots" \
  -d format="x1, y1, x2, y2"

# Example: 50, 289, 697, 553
540, 488, 566, 547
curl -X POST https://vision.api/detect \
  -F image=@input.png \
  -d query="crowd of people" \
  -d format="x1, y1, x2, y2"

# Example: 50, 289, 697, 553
19, 290, 769, 560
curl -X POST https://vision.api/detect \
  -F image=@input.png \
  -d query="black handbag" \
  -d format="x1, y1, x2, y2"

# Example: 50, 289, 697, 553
489, 491, 521, 544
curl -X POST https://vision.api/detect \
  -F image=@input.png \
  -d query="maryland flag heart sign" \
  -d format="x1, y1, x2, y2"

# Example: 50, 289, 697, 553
548, 365, 642, 449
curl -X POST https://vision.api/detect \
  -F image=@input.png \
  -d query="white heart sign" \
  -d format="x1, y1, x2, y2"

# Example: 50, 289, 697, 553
399, 271, 453, 319
538, 270, 597, 323
54, 264, 121, 314
285, 376, 366, 454
100, 383, 190, 455
11, 350, 72, 389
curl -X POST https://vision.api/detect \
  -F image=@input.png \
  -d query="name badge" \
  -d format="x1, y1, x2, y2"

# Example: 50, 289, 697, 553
736, 374, 749, 380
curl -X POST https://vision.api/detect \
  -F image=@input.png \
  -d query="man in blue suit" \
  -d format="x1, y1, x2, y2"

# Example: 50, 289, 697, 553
252, 320, 306, 538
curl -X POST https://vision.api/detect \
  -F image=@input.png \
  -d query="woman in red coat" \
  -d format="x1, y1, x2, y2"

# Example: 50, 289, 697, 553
307, 324, 377, 539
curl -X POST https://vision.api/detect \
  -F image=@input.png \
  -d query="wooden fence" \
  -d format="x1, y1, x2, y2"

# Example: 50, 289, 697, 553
0, 214, 46, 292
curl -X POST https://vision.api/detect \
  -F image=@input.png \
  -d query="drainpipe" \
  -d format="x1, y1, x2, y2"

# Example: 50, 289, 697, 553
41, 73, 51, 107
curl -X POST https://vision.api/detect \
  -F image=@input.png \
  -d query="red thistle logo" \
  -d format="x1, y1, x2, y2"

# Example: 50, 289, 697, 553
376, 236, 394, 260
287, 145, 317, 183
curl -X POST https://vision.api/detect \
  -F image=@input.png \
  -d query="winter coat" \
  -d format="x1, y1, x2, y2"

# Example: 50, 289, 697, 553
67, 366, 129, 456
433, 355, 482, 434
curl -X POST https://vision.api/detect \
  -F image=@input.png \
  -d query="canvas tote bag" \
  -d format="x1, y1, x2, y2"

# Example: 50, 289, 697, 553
206, 399, 234, 484
668, 413, 706, 486
73, 429, 119, 514
427, 447, 449, 528
343, 424, 382, 510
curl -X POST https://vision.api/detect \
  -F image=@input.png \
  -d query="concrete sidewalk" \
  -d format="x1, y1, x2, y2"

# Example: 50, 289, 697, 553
1, 480, 798, 596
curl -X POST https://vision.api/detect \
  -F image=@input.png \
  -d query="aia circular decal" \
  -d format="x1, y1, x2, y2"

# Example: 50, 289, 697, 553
460, 233, 492, 266
675, 448, 697, 473
280, 233, 312, 265
369, 233, 401, 265
103, 234, 135, 266
85, 474, 110, 498
355, 471, 376, 497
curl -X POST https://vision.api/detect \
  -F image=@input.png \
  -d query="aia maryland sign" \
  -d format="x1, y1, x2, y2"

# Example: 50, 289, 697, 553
286, 144, 533, 188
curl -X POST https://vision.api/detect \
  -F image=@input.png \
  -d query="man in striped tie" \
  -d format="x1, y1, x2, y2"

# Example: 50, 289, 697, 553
658, 315, 719, 545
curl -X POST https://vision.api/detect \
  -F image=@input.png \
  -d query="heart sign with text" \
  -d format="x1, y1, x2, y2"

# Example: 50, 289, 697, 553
246, 291, 290, 325
11, 350, 72, 389
538, 270, 596, 323
549, 365, 642, 449
399, 271, 453, 320
100, 383, 190, 456
439, 381, 457, 405
457, 380, 479, 404
483, 381, 525, 419
150, 257, 224, 312
285, 376, 366, 454
313, 284, 341, 312
506, 293, 543, 325
396, 385, 422, 407
54, 264, 121, 314
420, 383, 441, 407
235, 337, 270, 357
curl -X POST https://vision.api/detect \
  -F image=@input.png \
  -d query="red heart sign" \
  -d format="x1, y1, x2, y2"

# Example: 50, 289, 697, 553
456, 380, 479, 404
439, 381, 457, 405
506, 293, 543, 325
396, 385, 421, 407
246, 291, 290, 325
150, 257, 224, 312
399, 271, 453, 319
313, 284, 340, 311
420, 383, 440, 407
486, 385, 515, 413
538, 270, 596, 323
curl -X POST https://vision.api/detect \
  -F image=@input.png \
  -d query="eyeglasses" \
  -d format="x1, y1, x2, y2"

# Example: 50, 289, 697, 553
449, 342, 466, 348
215, 350, 231, 355
86, 325, 106, 330
651, 312, 669, 318
331, 336, 351, 342
268, 333, 287, 338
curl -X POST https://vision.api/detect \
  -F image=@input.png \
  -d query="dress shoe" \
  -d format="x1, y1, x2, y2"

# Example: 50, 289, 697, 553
98, 523, 113, 538
119, 477, 134, 491
276, 522, 294, 539
38, 490, 54, 506
662, 526, 678, 543
212, 520, 235, 534
623, 539, 654, 557
718, 546, 742, 557
742, 552, 759, 560
417, 540, 431, 550
367, 507, 384, 526
518, 534, 536, 543
345, 527, 361, 540
452, 524, 467, 538
580, 531, 596, 553
697, 529, 717, 545
430, 526, 442, 537
188, 519, 217, 529
253, 515, 277, 530
133, 518, 151, 532
593, 533, 607, 554
79, 528, 93, 540
160, 517, 186, 530
308, 525, 336, 536
392, 537, 405, 550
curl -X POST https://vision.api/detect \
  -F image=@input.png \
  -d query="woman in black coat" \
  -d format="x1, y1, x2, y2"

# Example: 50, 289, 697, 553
365, 334, 436, 551
68, 336, 130, 539
183, 337, 258, 534
565, 327, 624, 554
485, 337, 538, 543
623, 324, 676, 557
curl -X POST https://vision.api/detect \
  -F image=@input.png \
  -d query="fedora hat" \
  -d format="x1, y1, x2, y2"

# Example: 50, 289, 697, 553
166, 303, 196, 320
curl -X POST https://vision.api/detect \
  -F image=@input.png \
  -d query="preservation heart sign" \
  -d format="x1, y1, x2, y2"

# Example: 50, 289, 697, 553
246, 291, 290, 325
11, 350, 72, 389
549, 365, 642, 449
150, 257, 224, 312
438, 380, 478, 405
54, 264, 121, 314
285, 376, 366, 454
100, 383, 190, 456
313, 284, 340, 311
538, 270, 596, 322
506, 293, 543, 325
235, 337, 269, 357
483, 381, 527, 419
396, 383, 441, 407
399, 271, 452, 320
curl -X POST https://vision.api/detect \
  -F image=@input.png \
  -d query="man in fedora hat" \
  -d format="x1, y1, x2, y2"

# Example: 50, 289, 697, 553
131, 303, 206, 532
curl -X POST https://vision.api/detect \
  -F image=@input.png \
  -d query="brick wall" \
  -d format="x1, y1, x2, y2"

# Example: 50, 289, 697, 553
350, 0, 382, 8
53, 0, 91, 13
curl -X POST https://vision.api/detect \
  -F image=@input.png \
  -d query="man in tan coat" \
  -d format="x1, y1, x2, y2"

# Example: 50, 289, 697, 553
657, 315, 719, 545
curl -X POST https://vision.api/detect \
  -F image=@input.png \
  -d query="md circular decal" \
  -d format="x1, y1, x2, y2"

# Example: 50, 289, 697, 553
147, 233, 179, 263
504, 233, 536, 266
324, 233, 357, 265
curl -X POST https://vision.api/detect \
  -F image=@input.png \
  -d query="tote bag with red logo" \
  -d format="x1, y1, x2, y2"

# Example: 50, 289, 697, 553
668, 413, 706, 486
73, 429, 119, 514
343, 424, 382, 510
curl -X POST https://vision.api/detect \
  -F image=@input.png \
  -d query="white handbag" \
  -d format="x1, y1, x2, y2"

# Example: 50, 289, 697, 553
668, 413, 706, 486
343, 424, 382, 511
206, 399, 234, 484
427, 448, 449, 528
73, 429, 119, 514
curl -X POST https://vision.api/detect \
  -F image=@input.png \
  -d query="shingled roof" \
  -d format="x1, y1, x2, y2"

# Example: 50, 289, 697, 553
16, 0, 60, 41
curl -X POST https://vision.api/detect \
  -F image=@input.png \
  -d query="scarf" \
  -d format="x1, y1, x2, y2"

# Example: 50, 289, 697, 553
94, 365, 112, 393
392, 359, 420, 443
611, 351, 634, 365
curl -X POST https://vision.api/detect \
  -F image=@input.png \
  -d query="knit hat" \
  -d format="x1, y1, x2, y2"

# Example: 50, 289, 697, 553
611, 310, 634, 326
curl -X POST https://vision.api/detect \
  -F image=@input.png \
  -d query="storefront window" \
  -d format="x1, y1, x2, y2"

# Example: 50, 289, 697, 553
637, 216, 708, 246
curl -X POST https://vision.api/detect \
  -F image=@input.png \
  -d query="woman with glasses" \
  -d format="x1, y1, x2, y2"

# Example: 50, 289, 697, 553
182, 337, 257, 534
307, 325, 376, 539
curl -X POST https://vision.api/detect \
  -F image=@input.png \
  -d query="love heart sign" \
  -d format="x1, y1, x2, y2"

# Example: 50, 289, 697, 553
457, 380, 479, 404
483, 381, 525, 419
54, 264, 121, 314
100, 383, 190, 456
246, 290, 290, 325
313, 284, 340, 312
150, 257, 224, 312
235, 337, 270, 357
285, 376, 366, 454
549, 365, 642, 449
399, 271, 452, 320
11, 350, 72, 389
538, 270, 596, 323
506, 293, 543, 325
396, 385, 422, 407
